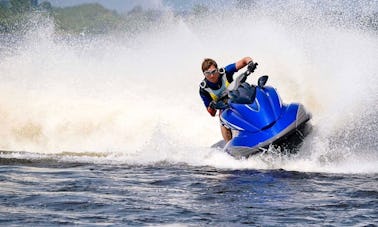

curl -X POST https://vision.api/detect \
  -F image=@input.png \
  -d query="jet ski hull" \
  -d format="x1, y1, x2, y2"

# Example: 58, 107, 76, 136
221, 87, 312, 159
224, 104, 311, 158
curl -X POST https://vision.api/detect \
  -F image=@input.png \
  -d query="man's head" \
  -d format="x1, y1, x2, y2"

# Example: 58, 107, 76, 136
202, 58, 220, 83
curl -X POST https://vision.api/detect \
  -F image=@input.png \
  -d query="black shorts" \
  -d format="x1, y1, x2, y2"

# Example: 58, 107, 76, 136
219, 114, 230, 129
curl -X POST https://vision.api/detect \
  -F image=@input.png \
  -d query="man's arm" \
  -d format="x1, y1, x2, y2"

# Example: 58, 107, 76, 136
235, 57, 253, 71
200, 89, 217, 116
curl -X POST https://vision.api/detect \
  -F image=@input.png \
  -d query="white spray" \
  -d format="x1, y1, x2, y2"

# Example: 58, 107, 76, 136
0, 1, 377, 173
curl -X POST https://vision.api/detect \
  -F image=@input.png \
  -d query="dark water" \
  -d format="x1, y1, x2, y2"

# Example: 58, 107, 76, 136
0, 1, 377, 226
0, 157, 377, 226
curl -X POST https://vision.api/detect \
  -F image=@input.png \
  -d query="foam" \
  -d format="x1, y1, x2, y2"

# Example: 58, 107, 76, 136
0, 2, 377, 173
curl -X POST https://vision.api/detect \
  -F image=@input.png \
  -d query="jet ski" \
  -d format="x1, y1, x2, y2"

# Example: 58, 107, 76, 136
212, 62, 312, 159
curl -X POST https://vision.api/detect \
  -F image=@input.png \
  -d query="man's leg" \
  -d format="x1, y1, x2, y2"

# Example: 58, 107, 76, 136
221, 125, 232, 142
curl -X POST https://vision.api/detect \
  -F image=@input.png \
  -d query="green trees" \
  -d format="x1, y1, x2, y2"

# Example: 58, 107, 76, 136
53, 3, 123, 34
0, 0, 165, 34
9, 0, 31, 13
0, 0, 36, 32
2, 1, 374, 35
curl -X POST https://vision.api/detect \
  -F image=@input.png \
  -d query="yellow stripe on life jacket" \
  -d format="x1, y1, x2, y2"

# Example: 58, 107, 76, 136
202, 74, 230, 102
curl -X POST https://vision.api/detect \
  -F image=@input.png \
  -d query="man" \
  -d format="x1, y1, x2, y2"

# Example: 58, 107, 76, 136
199, 57, 254, 142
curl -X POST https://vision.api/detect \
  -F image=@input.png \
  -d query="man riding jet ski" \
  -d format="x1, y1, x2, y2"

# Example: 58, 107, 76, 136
199, 58, 311, 158
199, 57, 254, 142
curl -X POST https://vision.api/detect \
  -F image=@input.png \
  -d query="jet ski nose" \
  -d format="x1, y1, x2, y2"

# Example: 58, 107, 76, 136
296, 104, 311, 125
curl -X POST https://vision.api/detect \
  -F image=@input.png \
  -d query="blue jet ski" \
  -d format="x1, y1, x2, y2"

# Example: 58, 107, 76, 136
212, 63, 312, 159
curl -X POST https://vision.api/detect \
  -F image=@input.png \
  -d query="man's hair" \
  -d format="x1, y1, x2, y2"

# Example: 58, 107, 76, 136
201, 58, 218, 72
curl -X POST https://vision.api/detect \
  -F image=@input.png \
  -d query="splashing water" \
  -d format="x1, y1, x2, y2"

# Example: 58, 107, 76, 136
0, 1, 377, 173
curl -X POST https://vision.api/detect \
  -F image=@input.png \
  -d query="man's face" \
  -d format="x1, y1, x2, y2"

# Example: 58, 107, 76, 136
203, 65, 219, 83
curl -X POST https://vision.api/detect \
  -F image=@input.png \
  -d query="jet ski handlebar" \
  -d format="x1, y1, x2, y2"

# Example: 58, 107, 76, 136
211, 62, 258, 110
241, 61, 258, 80
226, 62, 258, 92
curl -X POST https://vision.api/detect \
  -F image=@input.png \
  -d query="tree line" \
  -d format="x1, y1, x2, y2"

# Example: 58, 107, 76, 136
0, 0, 171, 34
0, 0, 376, 34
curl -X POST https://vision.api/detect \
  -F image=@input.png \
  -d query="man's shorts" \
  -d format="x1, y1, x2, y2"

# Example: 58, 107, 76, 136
219, 115, 230, 129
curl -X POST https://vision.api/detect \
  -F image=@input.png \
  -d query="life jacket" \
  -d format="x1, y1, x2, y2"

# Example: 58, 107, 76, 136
200, 73, 230, 102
